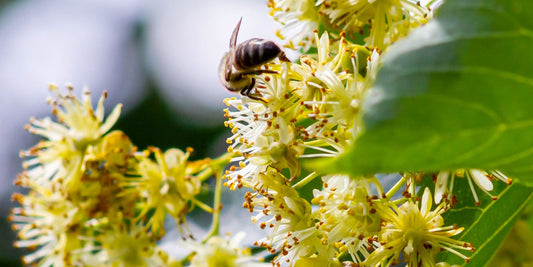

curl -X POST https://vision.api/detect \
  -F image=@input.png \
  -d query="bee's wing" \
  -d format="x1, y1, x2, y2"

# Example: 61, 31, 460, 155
225, 17, 242, 80
224, 52, 233, 81
229, 17, 242, 49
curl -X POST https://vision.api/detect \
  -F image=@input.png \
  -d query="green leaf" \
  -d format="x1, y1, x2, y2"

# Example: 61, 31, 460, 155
436, 180, 533, 265
527, 199, 533, 231
318, 0, 533, 186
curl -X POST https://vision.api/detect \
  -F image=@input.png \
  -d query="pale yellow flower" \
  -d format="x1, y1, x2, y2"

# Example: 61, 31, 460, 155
224, 62, 303, 189
268, 0, 321, 51
10, 191, 81, 267
182, 232, 269, 267
312, 175, 382, 263
291, 32, 378, 159
130, 147, 207, 237
11, 86, 127, 266
365, 188, 474, 267
85, 222, 179, 267
319, 0, 431, 49
21, 85, 121, 192
244, 169, 333, 266
434, 169, 512, 205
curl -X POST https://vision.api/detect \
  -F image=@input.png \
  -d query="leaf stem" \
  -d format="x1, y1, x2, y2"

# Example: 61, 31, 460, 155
204, 172, 223, 241
293, 171, 319, 190
386, 175, 406, 199
197, 152, 234, 182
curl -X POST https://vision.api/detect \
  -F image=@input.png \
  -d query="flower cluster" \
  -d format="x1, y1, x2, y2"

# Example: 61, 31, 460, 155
269, 0, 432, 51
223, 30, 379, 265
10, 86, 220, 266
222, 0, 513, 266
434, 169, 512, 206
365, 188, 474, 266
182, 232, 270, 267
311, 175, 382, 263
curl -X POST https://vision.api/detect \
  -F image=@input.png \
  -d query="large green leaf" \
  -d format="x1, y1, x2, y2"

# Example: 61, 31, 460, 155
527, 199, 533, 231
319, 0, 533, 185
437, 180, 533, 265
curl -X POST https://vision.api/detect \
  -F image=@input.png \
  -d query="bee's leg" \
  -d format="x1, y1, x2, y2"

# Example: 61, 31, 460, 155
244, 91, 267, 102
238, 69, 278, 76
240, 79, 269, 103
278, 52, 291, 62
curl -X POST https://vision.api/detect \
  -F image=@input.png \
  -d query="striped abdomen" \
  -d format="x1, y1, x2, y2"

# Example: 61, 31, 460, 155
234, 38, 282, 70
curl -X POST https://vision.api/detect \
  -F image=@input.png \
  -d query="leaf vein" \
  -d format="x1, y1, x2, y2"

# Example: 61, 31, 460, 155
388, 66, 533, 91
459, 189, 533, 266
447, 2, 533, 36
484, 144, 533, 167
446, 206, 483, 213
458, 185, 511, 238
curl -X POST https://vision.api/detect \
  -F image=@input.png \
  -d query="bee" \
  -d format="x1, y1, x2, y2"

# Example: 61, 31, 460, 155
219, 18, 290, 101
